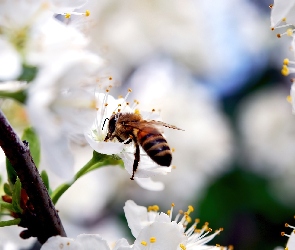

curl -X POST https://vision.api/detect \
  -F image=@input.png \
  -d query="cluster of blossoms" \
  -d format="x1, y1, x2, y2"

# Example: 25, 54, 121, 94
0, 0, 108, 179
41, 200, 227, 250
270, 1, 295, 113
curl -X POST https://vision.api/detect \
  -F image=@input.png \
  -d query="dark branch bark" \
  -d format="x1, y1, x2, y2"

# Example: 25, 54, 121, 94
0, 110, 66, 244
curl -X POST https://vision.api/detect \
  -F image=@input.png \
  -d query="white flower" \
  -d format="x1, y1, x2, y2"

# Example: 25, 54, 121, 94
270, 0, 295, 28
123, 200, 226, 250
0, 0, 88, 80
27, 50, 103, 180
41, 234, 130, 250
280, 221, 295, 250
85, 91, 171, 191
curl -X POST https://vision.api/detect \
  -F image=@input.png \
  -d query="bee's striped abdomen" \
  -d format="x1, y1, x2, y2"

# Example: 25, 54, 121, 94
138, 131, 172, 166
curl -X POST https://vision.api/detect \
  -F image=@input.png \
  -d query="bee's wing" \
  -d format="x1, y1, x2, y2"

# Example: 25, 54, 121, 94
125, 120, 184, 131
145, 120, 184, 131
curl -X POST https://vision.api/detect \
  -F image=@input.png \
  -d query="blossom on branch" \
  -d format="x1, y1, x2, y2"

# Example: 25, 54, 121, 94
85, 90, 172, 191
123, 200, 227, 250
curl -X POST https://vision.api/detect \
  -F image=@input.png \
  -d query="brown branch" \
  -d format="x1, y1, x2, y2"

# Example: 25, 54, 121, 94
0, 109, 66, 244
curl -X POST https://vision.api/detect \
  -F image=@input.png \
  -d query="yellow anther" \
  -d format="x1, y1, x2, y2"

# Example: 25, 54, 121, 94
106, 89, 110, 93
287, 28, 293, 36
167, 210, 171, 215
108, 76, 113, 80
180, 244, 186, 250
118, 109, 121, 112
228, 245, 234, 250
282, 17, 287, 22
85, 10, 90, 16
65, 13, 71, 19
104, 103, 108, 107
283, 58, 289, 65
285, 223, 290, 227
118, 95, 123, 98
208, 228, 213, 232
152, 205, 159, 211
171, 203, 175, 207
281, 232, 285, 236
152, 108, 156, 112
269, 4, 273, 8
187, 205, 194, 213
216, 244, 220, 247
141, 241, 147, 246
128, 88, 132, 92
219, 228, 224, 231
126, 102, 130, 105
285, 247, 288, 250
172, 148, 175, 152
179, 210, 184, 214
277, 34, 281, 38
118, 104, 122, 107
134, 109, 140, 115
185, 215, 192, 223
172, 165, 176, 169
195, 218, 200, 223
281, 65, 289, 76
150, 237, 156, 243
195, 229, 201, 233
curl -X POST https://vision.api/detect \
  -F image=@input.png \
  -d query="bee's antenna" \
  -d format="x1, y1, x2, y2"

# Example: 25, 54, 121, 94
102, 117, 109, 130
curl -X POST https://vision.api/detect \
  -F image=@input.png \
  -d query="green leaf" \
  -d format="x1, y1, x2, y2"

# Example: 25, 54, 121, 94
41, 170, 50, 192
11, 178, 23, 214
3, 183, 12, 196
0, 218, 21, 227
0, 201, 13, 211
6, 158, 17, 186
21, 127, 40, 168
17, 64, 38, 82
0, 89, 27, 104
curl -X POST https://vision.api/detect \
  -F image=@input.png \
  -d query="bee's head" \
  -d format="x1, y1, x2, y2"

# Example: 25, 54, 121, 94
104, 113, 121, 141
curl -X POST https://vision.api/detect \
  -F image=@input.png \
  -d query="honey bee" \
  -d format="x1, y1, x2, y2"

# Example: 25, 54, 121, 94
104, 112, 183, 180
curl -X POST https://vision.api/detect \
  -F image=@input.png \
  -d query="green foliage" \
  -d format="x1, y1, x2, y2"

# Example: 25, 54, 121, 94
3, 183, 12, 196
41, 170, 50, 193
21, 127, 40, 168
0, 218, 21, 227
6, 158, 17, 186
17, 64, 37, 82
11, 178, 23, 214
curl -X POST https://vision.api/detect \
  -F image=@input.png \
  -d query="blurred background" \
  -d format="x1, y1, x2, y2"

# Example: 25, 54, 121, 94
1, 0, 295, 249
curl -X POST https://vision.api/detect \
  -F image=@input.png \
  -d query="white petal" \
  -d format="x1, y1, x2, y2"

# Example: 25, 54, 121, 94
133, 222, 186, 250
41, 236, 77, 250
113, 238, 132, 250
287, 231, 295, 249
85, 133, 124, 154
271, 0, 295, 27
0, 40, 21, 81
123, 200, 149, 238
51, 0, 88, 14
76, 234, 110, 250
134, 177, 164, 191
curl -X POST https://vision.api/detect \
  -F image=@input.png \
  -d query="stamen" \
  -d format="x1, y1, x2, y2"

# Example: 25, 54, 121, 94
180, 244, 186, 250
269, 4, 273, 9
141, 241, 147, 246
169, 203, 175, 220
150, 237, 156, 243
174, 210, 183, 223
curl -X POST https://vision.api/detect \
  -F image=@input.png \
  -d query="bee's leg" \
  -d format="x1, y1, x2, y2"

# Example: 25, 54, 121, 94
131, 141, 140, 180
115, 135, 124, 143
123, 138, 132, 144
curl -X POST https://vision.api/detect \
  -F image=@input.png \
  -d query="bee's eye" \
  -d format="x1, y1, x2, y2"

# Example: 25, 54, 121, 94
108, 117, 116, 133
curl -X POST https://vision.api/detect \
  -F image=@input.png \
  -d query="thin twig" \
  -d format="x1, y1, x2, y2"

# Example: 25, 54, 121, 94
0, 110, 66, 244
